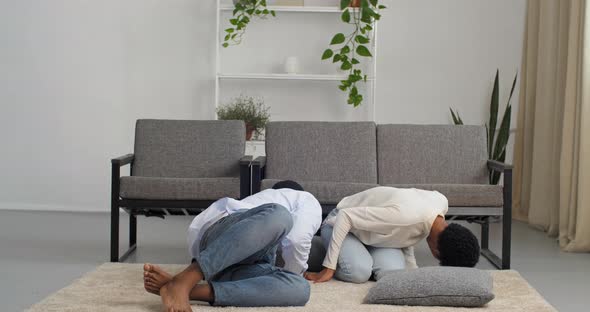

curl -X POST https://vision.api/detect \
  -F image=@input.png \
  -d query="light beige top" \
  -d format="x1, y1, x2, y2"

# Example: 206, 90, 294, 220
322, 186, 448, 270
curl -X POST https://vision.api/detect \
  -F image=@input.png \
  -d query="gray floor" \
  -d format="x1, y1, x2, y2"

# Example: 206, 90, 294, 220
0, 210, 588, 312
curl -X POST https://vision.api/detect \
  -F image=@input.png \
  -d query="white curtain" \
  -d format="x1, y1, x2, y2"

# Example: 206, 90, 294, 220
513, 0, 590, 251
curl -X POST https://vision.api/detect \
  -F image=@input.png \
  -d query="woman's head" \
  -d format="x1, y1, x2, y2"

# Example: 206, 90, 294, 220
272, 180, 304, 191
436, 223, 480, 267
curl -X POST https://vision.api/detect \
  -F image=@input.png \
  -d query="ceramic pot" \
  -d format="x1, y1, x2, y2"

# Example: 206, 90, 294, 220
246, 124, 256, 141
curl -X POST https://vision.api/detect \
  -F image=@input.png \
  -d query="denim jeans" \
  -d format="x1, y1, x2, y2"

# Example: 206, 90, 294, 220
195, 203, 310, 307
321, 224, 406, 283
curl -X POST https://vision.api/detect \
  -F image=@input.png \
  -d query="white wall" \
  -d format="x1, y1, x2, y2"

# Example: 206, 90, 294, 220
0, 0, 525, 212
0, 0, 217, 211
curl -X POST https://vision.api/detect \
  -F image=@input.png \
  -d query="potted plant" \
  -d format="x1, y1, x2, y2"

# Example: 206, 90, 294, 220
217, 95, 270, 140
450, 70, 518, 184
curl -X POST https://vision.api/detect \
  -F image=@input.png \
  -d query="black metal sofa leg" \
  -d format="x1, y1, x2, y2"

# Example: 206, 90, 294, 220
130, 214, 137, 248
110, 206, 138, 263
110, 206, 119, 262
480, 218, 511, 270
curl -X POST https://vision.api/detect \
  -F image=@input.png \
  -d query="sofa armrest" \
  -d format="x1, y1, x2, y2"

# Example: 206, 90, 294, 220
487, 160, 513, 172
239, 156, 253, 199
251, 156, 267, 194
486, 161, 513, 269
240, 155, 253, 166
111, 154, 134, 167
252, 156, 266, 168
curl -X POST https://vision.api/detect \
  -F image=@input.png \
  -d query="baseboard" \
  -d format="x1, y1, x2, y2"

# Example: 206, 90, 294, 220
0, 202, 106, 213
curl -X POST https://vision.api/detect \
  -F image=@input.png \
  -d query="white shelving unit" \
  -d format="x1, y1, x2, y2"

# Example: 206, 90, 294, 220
215, 0, 379, 121
219, 5, 356, 13
219, 73, 376, 81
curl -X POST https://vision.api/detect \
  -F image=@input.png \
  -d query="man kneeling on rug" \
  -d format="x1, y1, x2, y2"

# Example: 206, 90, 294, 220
305, 186, 481, 284
143, 180, 322, 311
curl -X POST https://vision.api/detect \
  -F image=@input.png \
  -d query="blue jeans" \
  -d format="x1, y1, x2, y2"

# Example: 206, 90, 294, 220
321, 224, 406, 283
195, 203, 310, 307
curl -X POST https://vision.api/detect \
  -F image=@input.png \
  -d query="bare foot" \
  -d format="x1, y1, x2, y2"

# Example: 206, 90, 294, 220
160, 281, 193, 312
143, 263, 172, 296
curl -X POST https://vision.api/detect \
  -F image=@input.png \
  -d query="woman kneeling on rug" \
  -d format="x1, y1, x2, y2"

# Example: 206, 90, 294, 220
305, 186, 481, 284
142, 180, 321, 311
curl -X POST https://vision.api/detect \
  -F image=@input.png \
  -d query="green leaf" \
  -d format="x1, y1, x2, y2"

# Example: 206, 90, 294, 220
340, 0, 352, 10
351, 58, 360, 64
333, 54, 342, 63
507, 73, 518, 107
369, 0, 378, 6
321, 49, 334, 60
225, 28, 234, 33
341, 61, 352, 70
270, 10, 276, 17
356, 45, 372, 57
493, 104, 511, 160
355, 35, 370, 44
230, 19, 238, 25
449, 108, 464, 125
341, 45, 350, 54
491, 149, 506, 184
342, 9, 351, 23
488, 70, 499, 159
222, 43, 229, 48
330, 33, 346, 45
378, 5, 386, 9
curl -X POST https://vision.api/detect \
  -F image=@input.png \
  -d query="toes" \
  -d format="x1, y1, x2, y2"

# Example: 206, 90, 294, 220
144, 263, 152, 272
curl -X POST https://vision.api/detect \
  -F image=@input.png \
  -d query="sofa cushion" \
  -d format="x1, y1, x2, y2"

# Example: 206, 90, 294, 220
265, 122, 378, 184
133, 119, 245, 178
119, 176, 240, 200
377, 125, 489, 184
261, 179, 378, 205
386, 184, 503, 207
364, 267, 495, 307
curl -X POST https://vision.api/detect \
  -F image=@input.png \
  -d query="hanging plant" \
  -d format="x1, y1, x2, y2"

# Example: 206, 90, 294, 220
322, 0, 386, 107
223, 0, 276, 47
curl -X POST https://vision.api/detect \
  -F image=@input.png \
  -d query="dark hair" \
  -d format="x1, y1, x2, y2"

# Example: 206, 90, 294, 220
272, 180, 304, 191
438, 223, 480, 267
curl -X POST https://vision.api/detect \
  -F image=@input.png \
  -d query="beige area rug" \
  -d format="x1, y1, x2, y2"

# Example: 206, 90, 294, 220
26, 263, 555, 312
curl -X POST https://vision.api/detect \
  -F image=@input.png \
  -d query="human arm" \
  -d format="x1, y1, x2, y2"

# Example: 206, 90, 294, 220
280, 196, 322, 275
402, 246, 418, 269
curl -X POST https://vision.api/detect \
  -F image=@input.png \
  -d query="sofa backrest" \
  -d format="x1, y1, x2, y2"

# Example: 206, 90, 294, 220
377, 125, 488, 184
133, 119, 245, 178
265, 121, 378, 183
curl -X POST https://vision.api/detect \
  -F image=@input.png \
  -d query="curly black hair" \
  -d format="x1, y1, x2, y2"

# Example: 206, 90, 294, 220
272, 180, 304, 191
438, 223, 480, 267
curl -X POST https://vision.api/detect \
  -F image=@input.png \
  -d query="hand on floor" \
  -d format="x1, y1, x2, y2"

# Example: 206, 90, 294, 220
304, 268, 335, 283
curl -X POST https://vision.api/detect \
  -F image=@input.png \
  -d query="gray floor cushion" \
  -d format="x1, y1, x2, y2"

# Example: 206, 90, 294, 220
364, 266, 494, 307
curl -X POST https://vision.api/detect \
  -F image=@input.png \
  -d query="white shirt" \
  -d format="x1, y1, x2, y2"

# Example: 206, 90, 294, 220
322, 186, 448, 270
187, 188, 322, 275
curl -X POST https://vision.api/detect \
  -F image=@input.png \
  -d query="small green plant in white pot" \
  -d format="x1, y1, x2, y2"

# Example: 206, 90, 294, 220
217, 95, 270, 140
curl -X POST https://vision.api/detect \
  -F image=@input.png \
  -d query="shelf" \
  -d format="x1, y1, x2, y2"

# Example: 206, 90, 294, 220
219, 5, 347, 13
218, 73, 350, 81
218, 73, 375, 81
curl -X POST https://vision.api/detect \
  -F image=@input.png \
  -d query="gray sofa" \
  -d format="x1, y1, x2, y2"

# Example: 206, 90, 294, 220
252, 121, 512, 269
110, 119, 251, 262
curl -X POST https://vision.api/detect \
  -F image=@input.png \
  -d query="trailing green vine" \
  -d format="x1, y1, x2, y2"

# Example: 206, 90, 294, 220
321, 0, 385, 107
223, 0, 275, 48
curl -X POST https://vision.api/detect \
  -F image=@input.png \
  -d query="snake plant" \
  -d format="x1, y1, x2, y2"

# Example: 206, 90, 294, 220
450, 70, 517, 185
